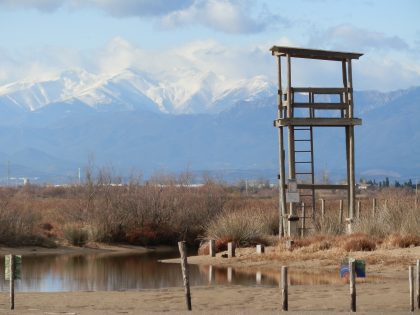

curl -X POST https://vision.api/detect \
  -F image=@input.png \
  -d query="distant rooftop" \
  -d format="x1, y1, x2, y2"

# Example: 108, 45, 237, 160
270, 46, 363, 61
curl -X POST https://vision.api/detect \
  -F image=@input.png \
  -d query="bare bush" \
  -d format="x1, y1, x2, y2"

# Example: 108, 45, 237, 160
204, 207, 275, 246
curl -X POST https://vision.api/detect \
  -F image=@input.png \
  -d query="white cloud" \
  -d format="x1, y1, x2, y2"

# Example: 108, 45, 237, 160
0, 37, 419, 92
71, 0, 194, 17
0, 0, 282, 34
0, 0, 64, 12
309, 23, 410, 52
0, 0, 193, 15
160, 0, 275, 34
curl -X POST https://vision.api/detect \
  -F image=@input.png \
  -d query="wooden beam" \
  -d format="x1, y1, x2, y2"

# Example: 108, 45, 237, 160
292, 87, 347, 94
347, 59, 355, 221
293, 102, 347, 110
270, 46, 363, 61
283, 184, 348, 190
286, 53, 296, 220
276, 55, 287, 237
274, 118, 362, 127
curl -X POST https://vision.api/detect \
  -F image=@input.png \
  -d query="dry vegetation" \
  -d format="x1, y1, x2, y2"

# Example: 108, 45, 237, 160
0, 171, 418, 254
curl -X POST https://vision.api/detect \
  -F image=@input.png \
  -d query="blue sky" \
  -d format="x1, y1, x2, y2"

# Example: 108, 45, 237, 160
0, 0, 419, 90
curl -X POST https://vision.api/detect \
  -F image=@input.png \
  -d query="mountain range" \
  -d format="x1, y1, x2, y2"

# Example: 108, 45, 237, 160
0, 68, 418, 184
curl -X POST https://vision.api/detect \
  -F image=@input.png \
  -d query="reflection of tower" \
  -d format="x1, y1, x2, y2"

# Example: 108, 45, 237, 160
78, 168, 81, 185
227, 267, 232, 283
208, 265, 214, 283
256, 271, 262, 284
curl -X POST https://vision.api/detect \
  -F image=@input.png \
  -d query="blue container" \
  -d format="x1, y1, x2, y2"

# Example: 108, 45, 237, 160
340, 259, 365, 278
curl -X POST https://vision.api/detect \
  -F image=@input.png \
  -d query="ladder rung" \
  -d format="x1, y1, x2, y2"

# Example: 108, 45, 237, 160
294, 128, 311, 130
296, 172, 313, 175
295, 161, 312, 164
300, 194, 313, 197
295, 150, 312, 153
294, 139, 311, 142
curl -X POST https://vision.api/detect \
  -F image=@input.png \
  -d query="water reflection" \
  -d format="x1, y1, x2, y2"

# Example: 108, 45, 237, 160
0, 252, 381, 292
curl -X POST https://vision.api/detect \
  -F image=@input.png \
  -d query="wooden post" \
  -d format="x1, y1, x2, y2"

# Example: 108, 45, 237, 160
372, 198, 376, 218
357, 200, 361, 219
417, 260, 420, 309
286, 53, 298, 236
281, 266, 288, 311
256, 244, 265, 254
228, 242, 236, 258
347, 59, 356, 223
277, 55, 287, 238
209, 239, 216, 257
410, 265, 414, 312
301, 202, 305, 238
178, 241, 192, 311
321, 198, 325, 218
339, 200, 343, 224
349, 259, 356, 312
10, 254, 15, 310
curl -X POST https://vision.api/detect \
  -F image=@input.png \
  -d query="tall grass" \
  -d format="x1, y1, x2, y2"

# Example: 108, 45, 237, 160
353, 189, 420, 237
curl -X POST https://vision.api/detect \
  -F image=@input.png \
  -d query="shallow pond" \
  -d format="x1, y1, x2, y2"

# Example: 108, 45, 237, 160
0, 250, 368, 292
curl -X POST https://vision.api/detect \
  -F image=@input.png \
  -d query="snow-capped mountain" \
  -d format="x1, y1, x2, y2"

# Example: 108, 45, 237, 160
0, 68, 276, 114
0, 66, 418, 184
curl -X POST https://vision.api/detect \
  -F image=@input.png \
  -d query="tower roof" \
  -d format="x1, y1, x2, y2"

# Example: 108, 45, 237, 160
270, 46, 363, 61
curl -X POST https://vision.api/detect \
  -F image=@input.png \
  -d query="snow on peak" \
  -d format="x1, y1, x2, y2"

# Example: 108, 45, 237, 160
0, 68, 274, 114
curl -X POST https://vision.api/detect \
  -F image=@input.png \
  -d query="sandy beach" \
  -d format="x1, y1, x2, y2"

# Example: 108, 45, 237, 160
0, 280, 414, 315
0, 244, 418, 314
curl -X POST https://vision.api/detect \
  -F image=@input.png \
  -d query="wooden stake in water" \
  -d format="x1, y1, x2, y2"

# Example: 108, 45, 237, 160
410, 266, 414, 312
349, 260, 356, 312
281, 266, 288, 311
416, 260, 420, 309
178, 241, 192, 311
10, 254, 15, 310
209, 239, 216, 257
228, 242, 236, 258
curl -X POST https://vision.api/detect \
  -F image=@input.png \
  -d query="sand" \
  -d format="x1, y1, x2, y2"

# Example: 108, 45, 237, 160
0, 281, 414, 314
0, 245, 418, 314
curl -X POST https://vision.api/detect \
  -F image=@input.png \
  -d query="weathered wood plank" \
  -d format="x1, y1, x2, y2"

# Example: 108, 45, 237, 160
281, 266, 288, 311
293, 102, 347, 110
282, 184, 348, 190
292, 87, 347, 94
350, 260, 356, 312
274, 118, 362, 127
178, 242, 192, 311
270, 46, 363, 61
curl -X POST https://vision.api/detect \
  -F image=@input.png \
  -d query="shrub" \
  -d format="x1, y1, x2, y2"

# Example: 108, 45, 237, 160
63, 224, 89, 246
342, 235, 376, 252
205, 208, 271, 246
125, 226, 158, 245
386, 234, 420, 248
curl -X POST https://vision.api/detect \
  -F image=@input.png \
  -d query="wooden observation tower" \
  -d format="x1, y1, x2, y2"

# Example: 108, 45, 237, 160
270, 46, 363, 237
